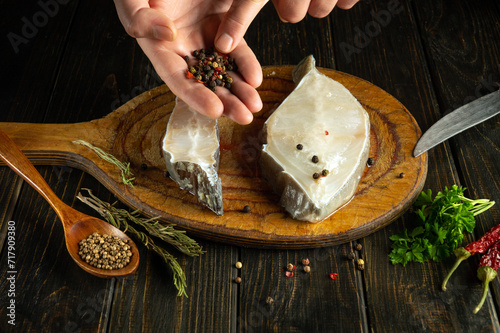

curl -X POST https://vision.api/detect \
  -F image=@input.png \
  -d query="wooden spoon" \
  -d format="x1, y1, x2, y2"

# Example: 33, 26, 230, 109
0, 129, 139, 278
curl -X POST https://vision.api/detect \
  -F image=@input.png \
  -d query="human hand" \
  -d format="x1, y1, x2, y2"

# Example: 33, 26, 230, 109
113, 0, 264, 125
271, 0, 360, 23
212, 0, 360, 60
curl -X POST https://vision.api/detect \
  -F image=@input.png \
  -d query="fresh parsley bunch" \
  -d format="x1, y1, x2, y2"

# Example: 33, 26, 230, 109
389, 185, 494, 266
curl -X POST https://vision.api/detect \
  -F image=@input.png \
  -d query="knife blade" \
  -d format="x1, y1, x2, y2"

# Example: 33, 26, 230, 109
413, 90, 500, 157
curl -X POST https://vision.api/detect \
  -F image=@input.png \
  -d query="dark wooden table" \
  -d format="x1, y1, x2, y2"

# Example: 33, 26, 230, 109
1, 0, 499, 332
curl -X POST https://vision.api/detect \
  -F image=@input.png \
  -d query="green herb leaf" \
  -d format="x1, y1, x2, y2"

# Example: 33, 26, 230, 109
73, 140, 135, 186
77, 189, 204, 297
389, 185, 494, 266
409, 226, 425, 238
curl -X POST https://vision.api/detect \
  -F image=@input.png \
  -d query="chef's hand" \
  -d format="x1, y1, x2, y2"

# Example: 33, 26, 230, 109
213, 0, 360, 55
113, 0, 263, 125
271, 0, 360, 23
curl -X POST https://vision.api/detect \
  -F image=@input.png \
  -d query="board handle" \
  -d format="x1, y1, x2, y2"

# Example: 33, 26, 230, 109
0, 120, 133, 205
0, 121, 112, 166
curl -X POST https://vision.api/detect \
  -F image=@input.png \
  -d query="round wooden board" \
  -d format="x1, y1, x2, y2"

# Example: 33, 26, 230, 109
108, 65, 428, 249
1, 65, 427, 249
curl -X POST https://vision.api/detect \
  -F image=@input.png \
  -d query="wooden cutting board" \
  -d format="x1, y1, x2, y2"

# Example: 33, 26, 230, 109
0, 66, 427, 249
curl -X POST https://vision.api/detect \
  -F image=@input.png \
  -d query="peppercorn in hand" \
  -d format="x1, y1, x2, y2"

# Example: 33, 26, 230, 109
113, 0, 361, 124
185, 49, 236, 92
113, 0, 263, 125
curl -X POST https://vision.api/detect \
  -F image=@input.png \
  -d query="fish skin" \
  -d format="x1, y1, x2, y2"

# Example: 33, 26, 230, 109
260, 55, 370, 222
162, 98, 223, 215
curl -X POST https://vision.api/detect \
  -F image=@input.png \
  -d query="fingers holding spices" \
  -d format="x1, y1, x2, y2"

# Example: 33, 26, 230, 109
228, 40, 263, 89
183, 46, 261, 123
198, 41, 263, 124
113, 0, 362, 126
177, 83, 225, 120
227, 75, 263, 111
137, 39, 262, 124
113, 0, 177, 41
138, 40, 225, 119
216, 86, 259, 124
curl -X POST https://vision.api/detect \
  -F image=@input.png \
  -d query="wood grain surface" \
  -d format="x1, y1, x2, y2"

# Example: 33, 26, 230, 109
0, 0, 499, 332
0, 66, 427, 248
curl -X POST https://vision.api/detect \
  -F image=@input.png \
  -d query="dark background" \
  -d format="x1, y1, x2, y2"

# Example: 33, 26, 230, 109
0, 0, 499, 331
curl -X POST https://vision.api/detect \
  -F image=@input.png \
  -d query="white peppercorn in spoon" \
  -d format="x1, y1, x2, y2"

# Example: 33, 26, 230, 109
0, 129, 139, 278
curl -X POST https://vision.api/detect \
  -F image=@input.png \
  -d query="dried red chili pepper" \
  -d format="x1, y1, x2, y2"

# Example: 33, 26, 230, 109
474, 240, 500, 313
465, 224, 500, 255
442, 223, 500, 290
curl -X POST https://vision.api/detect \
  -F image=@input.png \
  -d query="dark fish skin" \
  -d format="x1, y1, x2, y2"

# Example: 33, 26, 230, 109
164, 159, 223, 216
163, 98, 223, 216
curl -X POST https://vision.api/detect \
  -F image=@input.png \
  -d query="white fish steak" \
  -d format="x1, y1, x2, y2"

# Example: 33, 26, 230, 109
162, 98, 223, 215
260, 55, 370, 222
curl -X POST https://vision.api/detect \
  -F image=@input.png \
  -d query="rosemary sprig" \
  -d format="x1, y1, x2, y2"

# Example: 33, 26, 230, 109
77, 189, 202, 297
107, 209, 204, 256
72, 140, 135, 186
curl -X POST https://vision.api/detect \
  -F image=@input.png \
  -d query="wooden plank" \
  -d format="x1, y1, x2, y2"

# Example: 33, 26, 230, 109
0, 167, 114, 332
0, 0, 496, 332
239, 4, 368, 332
245, 2, 338, 68
238, 245, 367, 332
0, 0, 115, 331
174, 242, 238, 333
0, 3, 82, 318
106, 238, 238, 333
413, 1, 500, 230
0, 0, 79, 123
37, 0, 239, 331
328, 0, 498, 331
41, 2, 161, 124
412, 0, 500, 324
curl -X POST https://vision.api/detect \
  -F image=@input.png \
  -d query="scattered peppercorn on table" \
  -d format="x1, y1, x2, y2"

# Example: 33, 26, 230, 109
0, 1, 499, 332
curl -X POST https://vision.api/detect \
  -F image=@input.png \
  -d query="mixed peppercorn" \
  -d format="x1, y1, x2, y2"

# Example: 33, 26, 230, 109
185, 48, 236, 92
